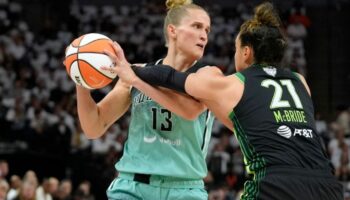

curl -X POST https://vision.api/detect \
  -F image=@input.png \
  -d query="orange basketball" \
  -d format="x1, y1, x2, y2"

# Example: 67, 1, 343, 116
64, 33, 117, 89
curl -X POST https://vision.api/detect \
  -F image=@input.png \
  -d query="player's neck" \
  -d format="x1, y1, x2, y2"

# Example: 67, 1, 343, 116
163, 54, 196, 72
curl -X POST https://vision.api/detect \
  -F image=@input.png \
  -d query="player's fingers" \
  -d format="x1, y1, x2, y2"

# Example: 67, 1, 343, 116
103, 49, 117, 59
108, 41, 119, 56
111, 41, 126, 62
103, 49, 118, 65
101, 66, 118, 74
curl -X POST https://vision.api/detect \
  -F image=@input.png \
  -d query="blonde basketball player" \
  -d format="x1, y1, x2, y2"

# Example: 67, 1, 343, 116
74, 0, 214, 199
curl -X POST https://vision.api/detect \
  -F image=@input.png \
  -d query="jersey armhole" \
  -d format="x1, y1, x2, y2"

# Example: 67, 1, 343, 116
292, 72, 311, 96
292, 72, 301, 80
234, 72, 245, 84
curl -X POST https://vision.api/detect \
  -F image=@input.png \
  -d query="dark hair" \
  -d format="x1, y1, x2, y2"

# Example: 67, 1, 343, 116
239, 2, 286, 65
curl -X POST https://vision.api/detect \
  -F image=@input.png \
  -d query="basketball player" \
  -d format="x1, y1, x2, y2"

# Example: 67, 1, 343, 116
105, 2, 343, 199
75, 0, 214, 199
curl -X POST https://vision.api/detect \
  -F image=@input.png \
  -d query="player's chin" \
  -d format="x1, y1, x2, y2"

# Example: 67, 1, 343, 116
192, 51, 204, 60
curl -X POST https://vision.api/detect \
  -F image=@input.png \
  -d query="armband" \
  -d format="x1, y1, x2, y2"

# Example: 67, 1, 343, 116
131, 64, 189, 94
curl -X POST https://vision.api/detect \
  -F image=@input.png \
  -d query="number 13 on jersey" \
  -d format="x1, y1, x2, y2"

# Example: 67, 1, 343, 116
151, 107, 173, 131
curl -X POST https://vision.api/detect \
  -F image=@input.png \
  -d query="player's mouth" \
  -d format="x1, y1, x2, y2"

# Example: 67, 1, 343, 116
196, 44, 204, 49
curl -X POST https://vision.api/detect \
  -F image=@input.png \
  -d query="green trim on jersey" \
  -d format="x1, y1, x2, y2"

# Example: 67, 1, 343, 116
235, 72, 245, 83
240, 168, 266, 200
229, 111, 267, 199
292, 72, 301, 80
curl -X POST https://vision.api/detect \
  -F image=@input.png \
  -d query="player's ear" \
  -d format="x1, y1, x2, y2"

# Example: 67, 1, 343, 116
243, 46, 254, 63
167, 24, 177, 40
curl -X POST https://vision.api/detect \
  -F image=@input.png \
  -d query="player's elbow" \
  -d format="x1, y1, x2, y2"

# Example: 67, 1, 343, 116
84, 131, 102, 139
81, 123, 105, 139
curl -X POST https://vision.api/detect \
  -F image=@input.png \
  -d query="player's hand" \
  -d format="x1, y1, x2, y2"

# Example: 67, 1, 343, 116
102, 41, 139, 85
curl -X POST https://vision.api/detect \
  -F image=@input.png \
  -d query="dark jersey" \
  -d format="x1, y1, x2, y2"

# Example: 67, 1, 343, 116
230, 64, 333, 173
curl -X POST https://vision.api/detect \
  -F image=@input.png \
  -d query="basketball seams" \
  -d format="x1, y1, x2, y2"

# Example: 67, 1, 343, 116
65, 51, 111, 56
80, 33, 110, 46
78, 52, 116, 79
69, 61, 93, 89
72, 34, 108, 47
71, 35, 84, 48
65, 45, 78, 57
78, 59, 113, 80
66, 33, 114, 89
79, 38, 111, 47
64, 54, 77, 74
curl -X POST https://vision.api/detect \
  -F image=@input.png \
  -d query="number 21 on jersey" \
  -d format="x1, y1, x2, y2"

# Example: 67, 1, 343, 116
261, 79, 303, 109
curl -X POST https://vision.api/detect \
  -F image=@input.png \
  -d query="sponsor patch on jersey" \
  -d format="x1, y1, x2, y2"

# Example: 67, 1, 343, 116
277, 125, 292, 138
263, 67, 277, 77
143, 135, 157, 143
276, 125, 314, 139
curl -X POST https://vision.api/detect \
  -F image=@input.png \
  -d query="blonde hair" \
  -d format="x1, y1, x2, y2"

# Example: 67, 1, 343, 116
163, 0, 206, 46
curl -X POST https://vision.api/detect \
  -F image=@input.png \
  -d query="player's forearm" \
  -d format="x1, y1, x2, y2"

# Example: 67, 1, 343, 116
76, 86, 106, 138
133, 78, 204, 120
132, 65, 188, 94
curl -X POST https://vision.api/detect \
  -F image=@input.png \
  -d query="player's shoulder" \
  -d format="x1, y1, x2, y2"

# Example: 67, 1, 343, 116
197, 66, 223, 75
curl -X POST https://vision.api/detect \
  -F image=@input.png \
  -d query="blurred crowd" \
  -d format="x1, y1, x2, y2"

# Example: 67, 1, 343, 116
0, 0, 349, 199
0, 162, 94, 200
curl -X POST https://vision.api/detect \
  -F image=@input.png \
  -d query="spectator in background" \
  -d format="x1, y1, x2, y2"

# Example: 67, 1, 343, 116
0, 160, 8, 180
0, 179, 9, 200
282, 0, 311, 77
36, 177, 59, 200
289, 0, 311, 28
21, 171, 38, 192
287, 17, 307, 40
73, 181, 94, 200
315, 112, 330, 149
7, 175, 21, 200
53, 179, 72, 200
336, 105, 350, 137
209, 135, 231, 185
70, 123, 91, 155
46, 115, 72, 155
5, 97, 27, 139
329, 128, 350, 180
13, 181, 36, 200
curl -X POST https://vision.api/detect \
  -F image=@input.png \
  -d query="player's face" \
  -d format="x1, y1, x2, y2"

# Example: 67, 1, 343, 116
234, 35, 251, 71
174, 9, 210, 60
234, 35, 244, 71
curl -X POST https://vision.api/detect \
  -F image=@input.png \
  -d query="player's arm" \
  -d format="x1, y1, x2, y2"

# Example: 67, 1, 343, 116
103, 43, 206, 120
184, 67, 227, 100
132, 65, 235, 129
132, 78, 206, 120
295, 72, 311, 96
132, 65, 225, 100
77, 79, 131, 139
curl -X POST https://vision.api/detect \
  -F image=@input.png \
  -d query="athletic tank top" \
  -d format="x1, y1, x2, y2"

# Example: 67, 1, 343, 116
230, 64, 333, 174
116, 59, 214, 179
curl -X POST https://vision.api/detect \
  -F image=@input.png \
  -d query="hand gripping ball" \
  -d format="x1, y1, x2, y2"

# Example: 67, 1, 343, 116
64, 33, 117, 89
